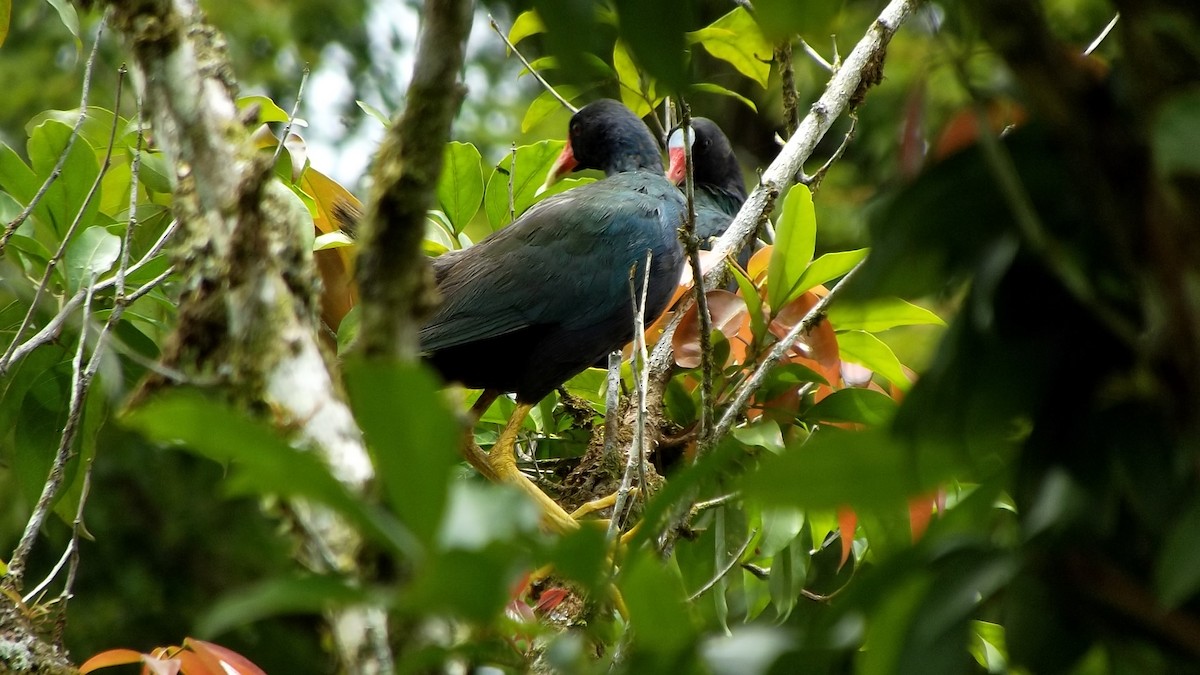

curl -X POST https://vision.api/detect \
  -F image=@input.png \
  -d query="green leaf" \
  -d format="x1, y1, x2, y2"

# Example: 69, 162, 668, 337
829, 297, 944, 332
767, 184, 816, 312
65, 225, 120, 291
612, 0, 690, 92
508, 9, 544, 46
435, 141, 484, 234
483, 140, 580, 229
758, 362, 828, 401
807, 388, 898, 426
0, 0, 9, 48
356, 100, 391, 128
767, 539, 808, 621
620, 551, 696, 658
522, 86, 581, 133
137, 150, 173, 194
337, 305, 360, 355
742, 428, 957, 511
436, 482, 540, 551
124, 392, 422, 559
794, 249, 869, 296
1155, 496, 1200, 607
0, 142, 42, 211
732, 419, 784, 454
690, 82, 758, 112
758, 507, 805, 557
688, 7, 772, 89
750, 0, 840, 42
27, 118, 100, 237
45, 0, 81, 52
343, 360, 459, 546
836, 330, 910, 390
1152, 88, 1200, 176
236, 95, 291, 124
197, 575, 374, 638
731, 263, 767, 342
409, 547, 512, 622
613, 40, 653, 118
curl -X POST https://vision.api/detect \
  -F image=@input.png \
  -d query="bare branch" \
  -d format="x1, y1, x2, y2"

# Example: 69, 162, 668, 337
677, 104, 716, 447
355, 0, 474, 360
488, 15, 578, 113
608, 252, 653, 542
796, 38, 834, 73
0, 17, 106, 252
4, 271, 101, 592
272, 65, 311, 166
1084, 13, 1120, 56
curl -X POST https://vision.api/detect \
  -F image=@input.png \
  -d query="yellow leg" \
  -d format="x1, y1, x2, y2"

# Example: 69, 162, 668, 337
569, 488, 641, 520
489, 402, 580, 532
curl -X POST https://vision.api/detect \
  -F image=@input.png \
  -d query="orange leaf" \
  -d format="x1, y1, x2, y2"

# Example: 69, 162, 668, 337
933, 99, 1028, 161
747, 245, 772, 283
908, 493, 937, 543
303, 166, 362, 331
837, 506, 857, 570
186, 639, 268, 675
770, 291, 841, 395
175, 651, 224, 675
80, 649, 146, 673
672, 290, 749, 368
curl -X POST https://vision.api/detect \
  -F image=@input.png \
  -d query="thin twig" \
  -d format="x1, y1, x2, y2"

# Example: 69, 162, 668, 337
602, 350, 622, 460
4, 271, 100, 592
21, 541, 74, 604
691, 492, 741, 517
1083, 13, 1119, 56
116, 92, 142, 302
678, 104, 716, 448
507, 143, 516, 222
688, 528, 757, 601
802, 114, 858, 192
0, 218, 178, 376
0, 66, 126, 373
272, 64, 310, 167
607, 252, 653, 542
0, 17, 106, 252
488, 14, 578, 113
709, 261, 864, 444
796, 38, 834, 72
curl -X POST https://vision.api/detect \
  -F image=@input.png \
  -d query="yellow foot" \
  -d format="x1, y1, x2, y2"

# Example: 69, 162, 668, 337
569, 489, 641, 520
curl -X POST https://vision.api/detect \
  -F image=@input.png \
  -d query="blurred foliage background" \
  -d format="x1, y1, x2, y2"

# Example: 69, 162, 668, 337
6, 0, 1200, 673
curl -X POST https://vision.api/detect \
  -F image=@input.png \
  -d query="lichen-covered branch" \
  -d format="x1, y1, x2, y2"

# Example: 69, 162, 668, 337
355, 0, 475, 360
101, 0, 387, 671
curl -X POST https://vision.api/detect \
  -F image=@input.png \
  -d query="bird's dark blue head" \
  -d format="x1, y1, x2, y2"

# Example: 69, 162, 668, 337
667, 118, 747, 202
544, 99, 662, 187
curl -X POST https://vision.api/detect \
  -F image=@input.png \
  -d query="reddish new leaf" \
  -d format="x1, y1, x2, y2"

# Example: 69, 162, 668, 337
186, 639, 268, 675
908, 492, 937, 543
175, 651, 224, 675
770, 290, 841, 398
837, 506, 857, 570
79, 649, 145, 673
673, 290, 749, 367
